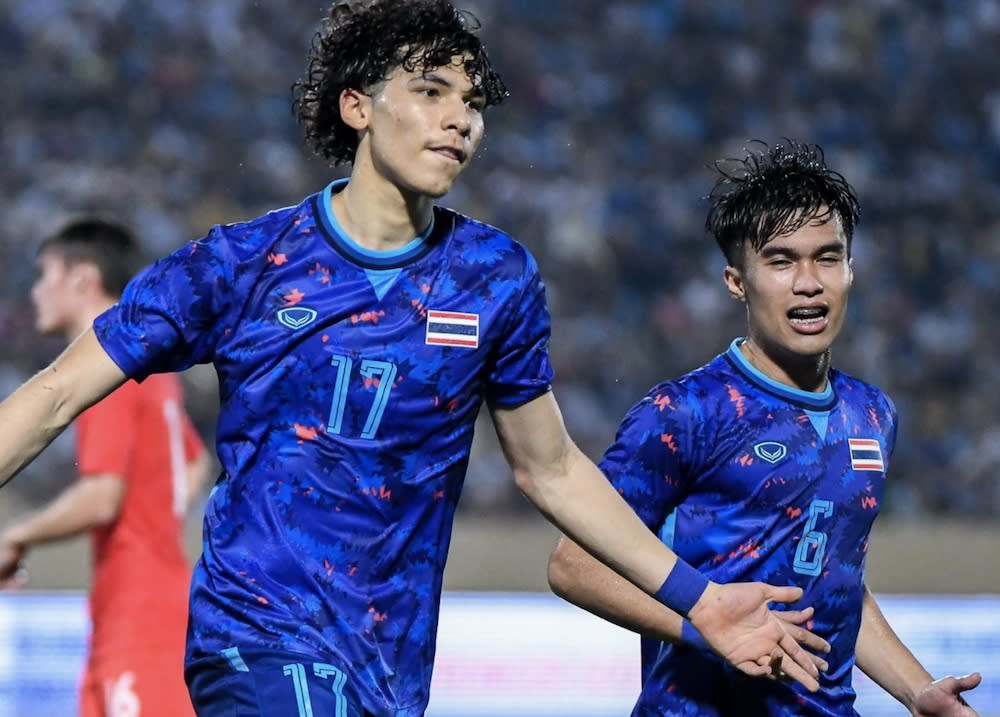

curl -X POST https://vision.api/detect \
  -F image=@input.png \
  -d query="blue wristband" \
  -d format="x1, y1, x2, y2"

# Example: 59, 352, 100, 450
653, 559, 709, 617
680, 619, 709, 650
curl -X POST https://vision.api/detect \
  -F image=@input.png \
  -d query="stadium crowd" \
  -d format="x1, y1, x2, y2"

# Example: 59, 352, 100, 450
2, 0, 999, 516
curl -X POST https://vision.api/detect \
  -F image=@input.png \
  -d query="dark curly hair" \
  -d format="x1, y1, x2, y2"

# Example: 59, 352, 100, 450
292, 0, 508, 165
706, 139, 861, 267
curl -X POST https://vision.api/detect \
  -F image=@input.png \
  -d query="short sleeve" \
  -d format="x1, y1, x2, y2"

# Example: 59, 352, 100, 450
93, 226, 237, 382
599, 385, 698, 531
882, 391, 899, 461
484, 253, 554, 407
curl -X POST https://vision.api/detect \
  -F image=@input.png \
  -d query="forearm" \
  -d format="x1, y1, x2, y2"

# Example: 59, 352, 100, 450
0, 329, 126, 489
515, 442, 680, 596
548, 535, 686, 643
856, 585, 932, 708
3, 478, 123, 548
0, 369, 75, 488
496, 395, 823, 688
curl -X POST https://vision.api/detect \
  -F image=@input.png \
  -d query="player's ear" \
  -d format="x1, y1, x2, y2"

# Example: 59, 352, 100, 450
340, 87, 372, 131
70, 262, 101, 294
724, 265, 746, 302
848, 256, 855, 287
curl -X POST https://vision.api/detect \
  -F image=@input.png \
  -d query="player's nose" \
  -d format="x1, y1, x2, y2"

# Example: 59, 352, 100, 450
792, 263, 823, 295
442, 98, 472, 138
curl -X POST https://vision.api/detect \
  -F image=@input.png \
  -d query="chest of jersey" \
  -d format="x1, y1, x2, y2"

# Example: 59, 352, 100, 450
214, 244, 508, 444
677, 393, 888, 584
702, 399, 887, 518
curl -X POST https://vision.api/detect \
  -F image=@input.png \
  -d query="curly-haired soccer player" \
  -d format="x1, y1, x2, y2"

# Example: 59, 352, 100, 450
1, 4, 827, 715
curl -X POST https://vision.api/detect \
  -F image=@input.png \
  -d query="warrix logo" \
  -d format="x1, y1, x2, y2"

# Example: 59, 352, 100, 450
753, 441, 788, 464
277, 307, 318, 329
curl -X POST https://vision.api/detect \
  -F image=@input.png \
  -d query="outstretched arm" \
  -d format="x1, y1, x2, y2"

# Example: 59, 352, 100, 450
856, 584, 981, 716
491, 392, 822, 690
0, 328, 126, 489
0, 474, 125, 585
548, 535, 830, 671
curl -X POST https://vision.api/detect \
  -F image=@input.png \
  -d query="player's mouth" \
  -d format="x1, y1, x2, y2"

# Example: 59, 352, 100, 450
430, 145, 467, 164
787, 305, 829, 334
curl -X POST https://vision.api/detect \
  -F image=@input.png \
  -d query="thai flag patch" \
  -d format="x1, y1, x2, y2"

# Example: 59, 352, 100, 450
848, 438, 884, 471
426, 310, 479, 348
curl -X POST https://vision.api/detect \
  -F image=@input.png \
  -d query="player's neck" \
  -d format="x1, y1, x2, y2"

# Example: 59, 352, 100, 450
738, 339, 831, 393
63, 295, 117, 343
333, 169, 434, 252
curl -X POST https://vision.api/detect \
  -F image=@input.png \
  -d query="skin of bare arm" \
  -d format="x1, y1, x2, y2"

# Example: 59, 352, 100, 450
0, 475, 125, 584
548, 534, 831, 674
490, 391, 821, 690
0, 329, 126, 490
855, 585, 982, 716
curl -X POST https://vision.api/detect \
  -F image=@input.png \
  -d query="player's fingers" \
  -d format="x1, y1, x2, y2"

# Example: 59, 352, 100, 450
735, 659, 772, 679
785, 625, 830, 672
726, 634, 781, 673
774, 605, 813, 625
779, 621, 831, 659
777, 630, 821, 684
0, 565, 27, 590
808, 651, 829, 674
771, 647, 820, 693
951, 672, 983, 692
760, 583, 804, 605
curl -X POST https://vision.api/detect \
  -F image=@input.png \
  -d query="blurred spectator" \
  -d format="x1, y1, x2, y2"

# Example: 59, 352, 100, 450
2, 0, 998, 515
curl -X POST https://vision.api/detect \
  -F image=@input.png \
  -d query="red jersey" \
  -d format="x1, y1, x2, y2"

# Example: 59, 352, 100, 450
76, 373, 204, 664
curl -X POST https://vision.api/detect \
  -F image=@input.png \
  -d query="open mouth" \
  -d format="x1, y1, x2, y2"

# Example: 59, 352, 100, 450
788, 306, 828, 327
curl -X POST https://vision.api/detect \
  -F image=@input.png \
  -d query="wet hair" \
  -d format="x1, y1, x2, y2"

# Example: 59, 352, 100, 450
38, 218, 146, 298
705, 139, 861, 267
293, 0, 508, 165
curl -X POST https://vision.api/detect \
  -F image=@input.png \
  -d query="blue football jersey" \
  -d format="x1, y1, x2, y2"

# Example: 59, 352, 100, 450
93, 180, 554, 716
600, 339, 897, 717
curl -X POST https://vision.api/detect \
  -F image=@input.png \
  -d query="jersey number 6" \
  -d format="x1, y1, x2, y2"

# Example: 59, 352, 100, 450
792, 498, 833, 577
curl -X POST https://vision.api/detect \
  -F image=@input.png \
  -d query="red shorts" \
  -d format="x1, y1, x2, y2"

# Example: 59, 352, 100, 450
80, 653, 195, 717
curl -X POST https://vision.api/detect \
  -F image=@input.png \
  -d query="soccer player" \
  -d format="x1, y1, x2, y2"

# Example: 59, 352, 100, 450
0, 4, 826, 716
547, 140, 983, 716
0, 218, 210, 717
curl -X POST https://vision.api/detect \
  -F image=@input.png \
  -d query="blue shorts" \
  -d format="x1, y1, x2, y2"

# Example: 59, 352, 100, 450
185, 647, 373, 717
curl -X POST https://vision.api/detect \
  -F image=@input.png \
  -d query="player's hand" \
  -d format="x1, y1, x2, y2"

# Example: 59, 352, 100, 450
910, 673, 982, 716
0, 532, 27, 588
773, 606, 830, 674
687, 581, 822, 692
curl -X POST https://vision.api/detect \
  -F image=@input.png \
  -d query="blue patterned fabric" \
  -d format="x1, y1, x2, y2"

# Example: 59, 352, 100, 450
93, 180, 553, 716
601, 339, 897, 717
